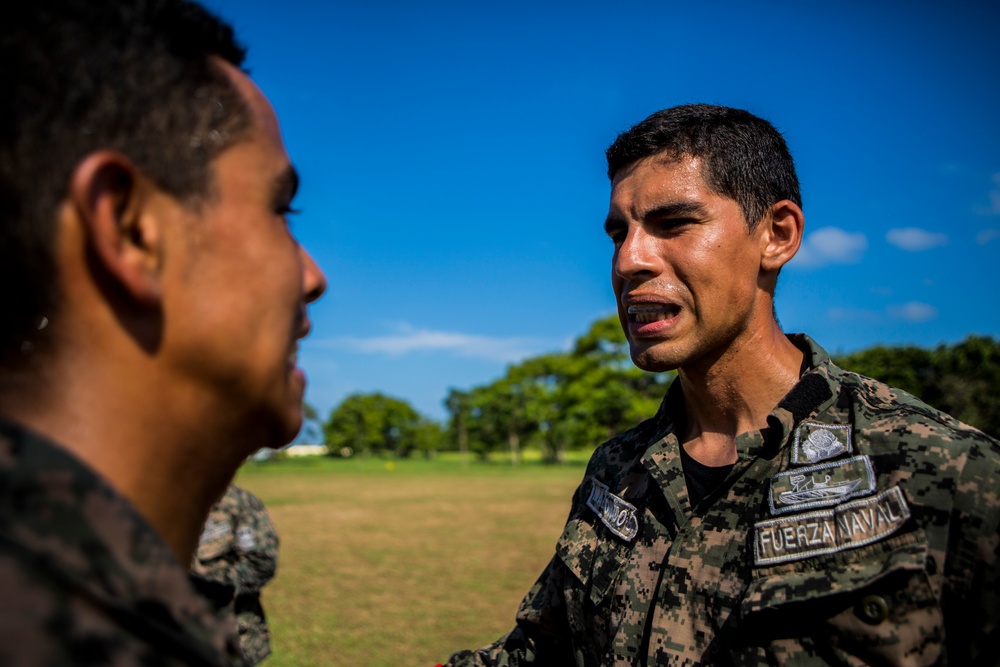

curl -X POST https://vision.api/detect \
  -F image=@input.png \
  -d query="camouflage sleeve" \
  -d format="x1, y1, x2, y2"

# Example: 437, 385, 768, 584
226, 488, 279, 596
943, 436, 1000, 665
444, 557, 577, 666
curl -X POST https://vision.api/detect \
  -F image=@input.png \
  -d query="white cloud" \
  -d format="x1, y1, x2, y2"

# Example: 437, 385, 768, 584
791, 227, 868, 268
311, 324, 548, 363
885, 227, 948, 251
827, 302, 939, 324
887, 302, 938, 323
976, 228, 1000, 245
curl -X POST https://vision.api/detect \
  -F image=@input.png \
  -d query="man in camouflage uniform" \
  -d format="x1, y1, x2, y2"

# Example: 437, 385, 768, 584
192, 485, 280, 665
0, 1, 325, 664
443, 105, 1000, 666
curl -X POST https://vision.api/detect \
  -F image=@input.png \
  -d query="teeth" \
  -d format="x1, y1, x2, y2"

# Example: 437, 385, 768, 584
632, 311, 664, 324
627, 304, 679, 323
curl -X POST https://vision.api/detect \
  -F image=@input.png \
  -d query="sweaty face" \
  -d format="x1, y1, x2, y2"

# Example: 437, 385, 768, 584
605, 155, 767, 373
164, 61, 326, 450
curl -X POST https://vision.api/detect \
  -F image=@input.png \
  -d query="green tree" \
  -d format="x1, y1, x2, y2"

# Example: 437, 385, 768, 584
446, 321, 1000, 464
836, 335, 1000, 438
410, 418, 446, 458
324, 392, 442, 458
445, 314, 671, 464
463, 379, 538, 465
925, 335, 1000, 438
549, 316, 669, 458
444, 388, 472, 459
834, 345, 933, 398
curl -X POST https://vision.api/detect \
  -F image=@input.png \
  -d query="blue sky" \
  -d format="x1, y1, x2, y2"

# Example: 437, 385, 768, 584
206, 0, 1000, 422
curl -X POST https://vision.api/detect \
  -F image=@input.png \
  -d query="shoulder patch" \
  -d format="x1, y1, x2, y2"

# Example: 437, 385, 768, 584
793, 421, 853, 464
768, 455, 876, 515
586, 479, 640, 542
235, 525, 256, 552
754, 486, 910, 566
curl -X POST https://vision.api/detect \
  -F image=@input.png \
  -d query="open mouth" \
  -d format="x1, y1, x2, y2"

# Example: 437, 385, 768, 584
627, 304, 681, 324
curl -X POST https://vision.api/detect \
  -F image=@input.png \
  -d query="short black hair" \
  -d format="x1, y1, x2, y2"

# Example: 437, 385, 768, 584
605, 104, 801, 231
0, 0, 251, 359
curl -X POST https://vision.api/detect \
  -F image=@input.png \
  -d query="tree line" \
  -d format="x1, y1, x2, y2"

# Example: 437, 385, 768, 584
311, 317, 999, 460
832, 334, 999, 438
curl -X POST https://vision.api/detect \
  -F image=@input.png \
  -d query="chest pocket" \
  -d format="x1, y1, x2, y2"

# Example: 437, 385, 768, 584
740, 529, 943, 665
555, 515, 630, 607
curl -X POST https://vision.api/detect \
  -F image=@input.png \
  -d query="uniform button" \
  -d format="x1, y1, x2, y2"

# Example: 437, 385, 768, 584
858, 594, 890, 624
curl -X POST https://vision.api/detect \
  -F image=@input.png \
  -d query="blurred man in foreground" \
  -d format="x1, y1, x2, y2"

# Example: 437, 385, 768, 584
0, 1, 325, 664
442, 105, 1000, 666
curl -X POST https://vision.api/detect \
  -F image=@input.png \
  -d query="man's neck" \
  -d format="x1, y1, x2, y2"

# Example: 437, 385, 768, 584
0, 352, 238, 565
677, 323, 803, 466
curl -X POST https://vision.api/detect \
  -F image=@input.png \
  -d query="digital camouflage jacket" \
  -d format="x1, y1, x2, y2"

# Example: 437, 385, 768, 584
445, 335, 1000, 666
0, 419, 243, 667
192, 485, 279, 666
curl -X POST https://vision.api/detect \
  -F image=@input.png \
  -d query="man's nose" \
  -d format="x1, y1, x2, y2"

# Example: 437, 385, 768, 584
614, 226, 660, 281
300, 246, 327, 304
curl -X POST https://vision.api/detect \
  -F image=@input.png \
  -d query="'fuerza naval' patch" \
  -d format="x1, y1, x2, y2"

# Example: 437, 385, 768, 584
754, 486, 910, 565
768, 455, 876, 515
587, 479, 639, 542
792, 421, 853, 464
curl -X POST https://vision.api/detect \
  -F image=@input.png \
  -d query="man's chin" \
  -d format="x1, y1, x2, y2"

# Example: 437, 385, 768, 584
249, 404, 305, 451
272, 412, 304, 449
630, 344, 683, 373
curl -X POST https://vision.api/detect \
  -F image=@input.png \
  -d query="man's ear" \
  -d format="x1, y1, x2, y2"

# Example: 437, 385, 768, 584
68, 152, 164, 305
760, 199, 804, 272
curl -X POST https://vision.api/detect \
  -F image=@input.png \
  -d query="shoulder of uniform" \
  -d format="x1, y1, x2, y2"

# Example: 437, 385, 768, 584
593, 410, 663, 456
830, 362, 1000, 460
227, 485, 265, 511
585, 410, 665, 475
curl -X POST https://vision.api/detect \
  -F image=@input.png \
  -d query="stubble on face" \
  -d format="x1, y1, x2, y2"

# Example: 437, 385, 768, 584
607, 155, 767, 376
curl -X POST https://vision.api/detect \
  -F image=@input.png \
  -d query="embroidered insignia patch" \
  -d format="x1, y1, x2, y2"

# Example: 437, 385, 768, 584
199, 518, 231, 544
587, 479, 640, 542
768, 455, 876, 515
754, 486, 910, 566
792, 422, 852, 464
236, 525, 257, 552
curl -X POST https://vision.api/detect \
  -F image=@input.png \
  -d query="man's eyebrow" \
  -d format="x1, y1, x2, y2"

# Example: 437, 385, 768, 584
640, 201, 705, 221
604, 200, 706, 235
604, 214, 626, 235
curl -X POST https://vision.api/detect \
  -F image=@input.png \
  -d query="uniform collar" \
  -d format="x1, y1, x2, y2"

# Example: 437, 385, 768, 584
652, 333, 843, 460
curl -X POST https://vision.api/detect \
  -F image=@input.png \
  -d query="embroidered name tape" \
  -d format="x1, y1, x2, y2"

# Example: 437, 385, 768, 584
754, 486, 910, 566
768, 455, 876, 515
587, 479, 639, 542
792, 422, 853, 464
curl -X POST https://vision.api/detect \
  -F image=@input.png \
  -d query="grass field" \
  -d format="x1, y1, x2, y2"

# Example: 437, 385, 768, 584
234, 454, 587, 666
